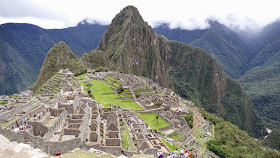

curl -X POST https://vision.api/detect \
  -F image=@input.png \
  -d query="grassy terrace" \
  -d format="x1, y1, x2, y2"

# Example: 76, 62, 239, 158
121, 120, 136, 151
161, 139, 180, 151
136, 113, 170, 131
104, 76, 119, 87
170, 134, 182, 141
0, 116, 19, 127
77, 74, 143, 110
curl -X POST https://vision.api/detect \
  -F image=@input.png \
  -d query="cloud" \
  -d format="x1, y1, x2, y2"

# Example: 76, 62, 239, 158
0, 0, 279, 30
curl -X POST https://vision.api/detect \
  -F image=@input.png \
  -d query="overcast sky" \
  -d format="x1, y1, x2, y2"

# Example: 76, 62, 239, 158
0, 0, 279, 31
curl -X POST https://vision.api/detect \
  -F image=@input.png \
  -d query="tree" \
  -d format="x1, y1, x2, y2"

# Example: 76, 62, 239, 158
85, 81, 93, 97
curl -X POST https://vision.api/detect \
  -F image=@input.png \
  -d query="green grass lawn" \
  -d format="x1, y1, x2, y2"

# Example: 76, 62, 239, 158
76, 75, 143, 110
170, 134, 182, 140
0, 101, 8, 104
136, 113, 170, 130
161, 139, 180, 151
104, 77, 119, 87
121, 121, 136, 151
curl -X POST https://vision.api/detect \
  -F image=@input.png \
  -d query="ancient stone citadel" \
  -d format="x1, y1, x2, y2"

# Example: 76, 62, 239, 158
0, 69, 216, 157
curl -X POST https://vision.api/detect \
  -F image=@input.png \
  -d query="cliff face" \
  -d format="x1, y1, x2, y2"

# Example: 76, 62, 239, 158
97, 6, 170, 87
81, 6, 266, 137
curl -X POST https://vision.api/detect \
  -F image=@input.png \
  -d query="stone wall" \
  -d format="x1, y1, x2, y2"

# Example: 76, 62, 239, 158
45, 138, 82, 155
58, 103, 74, 114
5, 104, 46, 129
80, 105, 90, 142
106, 138, 121, 146
0, 100, 36, 124
43, 110, 67, 140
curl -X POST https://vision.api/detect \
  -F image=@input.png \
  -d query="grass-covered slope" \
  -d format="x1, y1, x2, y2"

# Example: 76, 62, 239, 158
33, 41, 85, 93
239, 62, 280, 129
37, 72, 68, 94
76, 74, 143, 110
200, 109, 280, 158
263, 130, 280, 151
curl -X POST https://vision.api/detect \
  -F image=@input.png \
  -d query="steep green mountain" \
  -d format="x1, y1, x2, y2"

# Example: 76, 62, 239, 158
239, 21, 280, 129
201, 108, 280, 157
33, 41, 85, 93
263, 130, 280, 151
81, 6, 266, 137
154, 22, 250, 79
0, 23, 107, 95
0, 38, 36, 94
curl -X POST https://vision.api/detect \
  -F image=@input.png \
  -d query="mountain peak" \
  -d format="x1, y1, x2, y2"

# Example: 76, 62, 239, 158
119, 5, 142, 18
98, 5, 156, 51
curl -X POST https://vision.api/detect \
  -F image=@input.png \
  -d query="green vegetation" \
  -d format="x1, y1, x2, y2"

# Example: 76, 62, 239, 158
168, 41, 266, 138
0, 116, 19, 127
263, 130, 280, 151
37, 72, 68, 94
136, 113, 170, 130
33, 42, 81, 93
239, 63, 280, 129
121, 121, 136, 151
200, 108, 280, 158
9, 94, 18, 98
0, 22, 107, 95
0, 101, 8, 104
62, 58, 86, 76
170, 134, 182, 141
161, 139, 180, 151
117, 86, 124, 94
77, 76, 143, 110
184, 111, 194, 128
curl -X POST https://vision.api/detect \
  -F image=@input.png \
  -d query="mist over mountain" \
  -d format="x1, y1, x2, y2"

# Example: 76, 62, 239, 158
154, 21, 252, 79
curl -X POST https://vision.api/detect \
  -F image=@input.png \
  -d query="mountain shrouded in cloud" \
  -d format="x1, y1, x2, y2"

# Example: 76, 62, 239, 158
78, 5, 266, 138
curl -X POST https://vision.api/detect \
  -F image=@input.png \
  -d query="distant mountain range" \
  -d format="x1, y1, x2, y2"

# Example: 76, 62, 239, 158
0, 22, 107, 95
0, 7, 279, 136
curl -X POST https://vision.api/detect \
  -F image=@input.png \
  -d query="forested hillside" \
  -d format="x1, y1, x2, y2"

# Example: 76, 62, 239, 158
0, 22, 107, 95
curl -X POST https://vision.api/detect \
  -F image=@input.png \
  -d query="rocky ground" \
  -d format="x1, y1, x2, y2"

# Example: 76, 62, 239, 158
0, 134, 47, 158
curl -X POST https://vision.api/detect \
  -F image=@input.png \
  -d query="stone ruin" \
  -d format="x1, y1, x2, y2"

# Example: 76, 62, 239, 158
0, 70, 214, 157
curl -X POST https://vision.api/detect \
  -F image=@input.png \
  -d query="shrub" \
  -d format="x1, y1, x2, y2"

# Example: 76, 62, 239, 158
184, 111, 194, 128
117, 86, 124, 94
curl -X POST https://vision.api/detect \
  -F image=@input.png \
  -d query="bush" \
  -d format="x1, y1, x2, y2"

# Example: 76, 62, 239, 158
184, 111, 194, 128
95, 66, 109, 72
117, 86, 124, 94
206, 140, 225, 158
